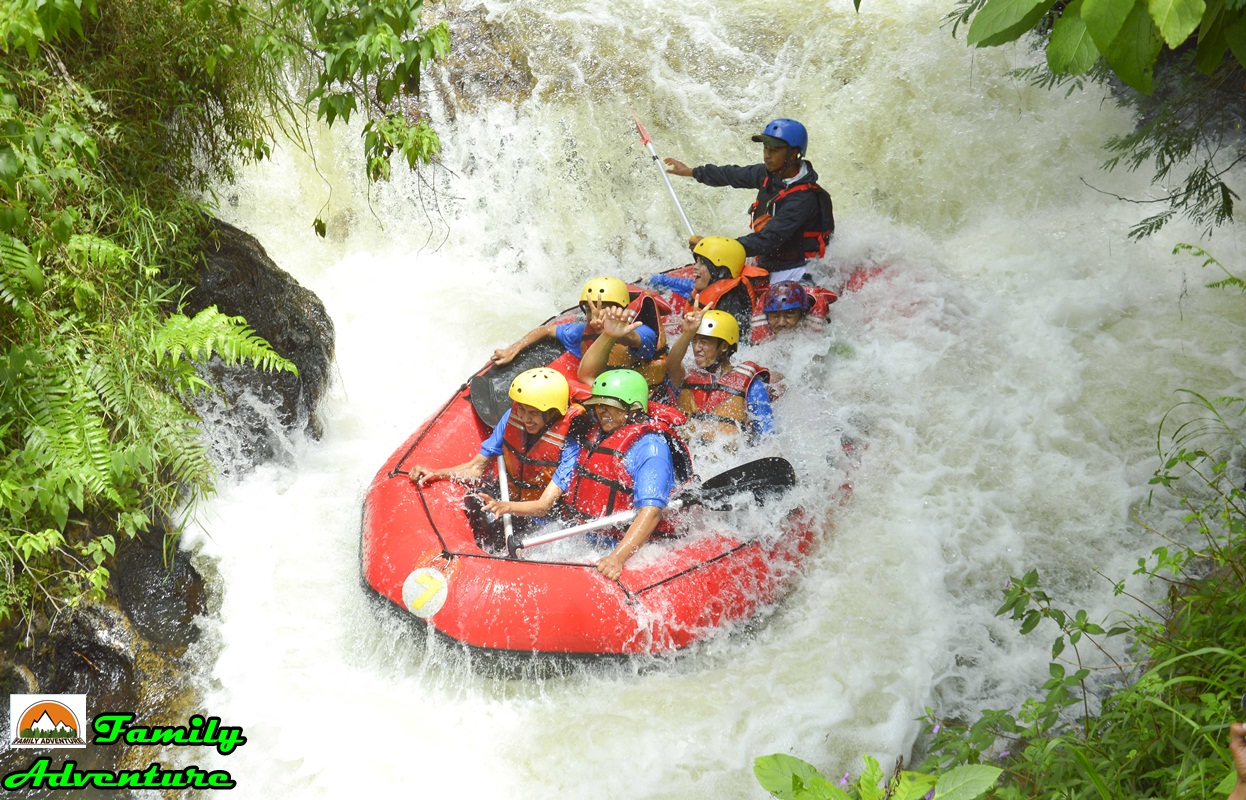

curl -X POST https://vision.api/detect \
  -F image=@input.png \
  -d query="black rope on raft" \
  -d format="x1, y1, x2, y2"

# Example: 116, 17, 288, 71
387, 380, 470, 479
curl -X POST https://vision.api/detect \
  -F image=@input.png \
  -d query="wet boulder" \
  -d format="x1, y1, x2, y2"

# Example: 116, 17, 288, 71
184, 218, 336, 469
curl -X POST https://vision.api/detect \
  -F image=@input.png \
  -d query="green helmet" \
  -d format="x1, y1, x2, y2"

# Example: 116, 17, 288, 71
585, 369, 649, 413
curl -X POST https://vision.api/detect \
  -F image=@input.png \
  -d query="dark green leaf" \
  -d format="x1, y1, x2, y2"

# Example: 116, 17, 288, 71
968, 0, 1061, 45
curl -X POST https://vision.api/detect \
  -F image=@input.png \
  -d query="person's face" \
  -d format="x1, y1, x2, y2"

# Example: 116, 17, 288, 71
766, 308, 804, 332
512, 403, 552, 434
692, 260, 712, 292
763, 143, 793, 173
591, 403, 628, 434
692, 334, 727, 369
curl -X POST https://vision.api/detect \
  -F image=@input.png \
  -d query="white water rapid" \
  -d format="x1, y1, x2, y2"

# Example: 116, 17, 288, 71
179, 0, 1246, 796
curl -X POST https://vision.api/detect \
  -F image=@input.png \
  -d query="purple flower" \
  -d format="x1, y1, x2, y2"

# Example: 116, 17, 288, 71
998, 751, 1011, 759
840, 773, 850, 787
931, 724, 941, 734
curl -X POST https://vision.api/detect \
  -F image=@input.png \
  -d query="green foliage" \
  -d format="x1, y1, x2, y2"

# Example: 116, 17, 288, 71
940, 0, 1244, 240
1173, 243, 1246, 292
754, 753, 1000, 800
922, 390, 1246, 798
964, 0, 1224, 92
0, 0, 431, 630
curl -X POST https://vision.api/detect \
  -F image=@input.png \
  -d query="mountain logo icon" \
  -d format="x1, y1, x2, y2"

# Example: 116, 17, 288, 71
9, 694, 87, 748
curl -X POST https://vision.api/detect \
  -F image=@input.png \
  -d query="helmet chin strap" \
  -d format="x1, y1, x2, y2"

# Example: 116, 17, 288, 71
709, 345, 735, 372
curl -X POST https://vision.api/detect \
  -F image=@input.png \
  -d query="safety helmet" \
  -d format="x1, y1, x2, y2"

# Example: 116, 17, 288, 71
696, 309, 740, 347
762, 281, 813, 315
508, 367, 570, 415
692, 237, 746, 279
580, 276, 631, 308
751, 118, 808, 155
584, 369, 649, 413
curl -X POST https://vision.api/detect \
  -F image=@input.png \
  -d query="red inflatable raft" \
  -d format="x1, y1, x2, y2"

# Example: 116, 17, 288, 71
360, 348, 819, 657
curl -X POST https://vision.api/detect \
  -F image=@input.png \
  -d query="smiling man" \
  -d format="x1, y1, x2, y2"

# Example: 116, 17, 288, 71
664, 118, 835, 282
482, 369, 694, 580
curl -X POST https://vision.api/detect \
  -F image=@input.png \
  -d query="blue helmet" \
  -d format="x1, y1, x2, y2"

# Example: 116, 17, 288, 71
762, 281, 813, 314
752, 119, 808, 155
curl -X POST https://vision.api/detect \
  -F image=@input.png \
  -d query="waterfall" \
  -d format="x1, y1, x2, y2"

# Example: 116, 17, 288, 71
180, 0, 1246, 796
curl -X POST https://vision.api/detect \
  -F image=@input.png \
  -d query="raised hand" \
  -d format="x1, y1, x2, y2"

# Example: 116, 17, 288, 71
584, 298, 606, 335
679, 307, 704, 336
601, 305, 641, 339
663, 157, 692, 177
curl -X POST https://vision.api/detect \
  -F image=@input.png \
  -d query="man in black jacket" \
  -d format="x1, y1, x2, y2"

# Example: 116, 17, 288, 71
664, 118, 834, 282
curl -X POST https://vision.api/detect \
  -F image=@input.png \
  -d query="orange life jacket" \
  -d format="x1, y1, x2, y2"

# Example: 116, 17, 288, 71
502, 404, 586, 501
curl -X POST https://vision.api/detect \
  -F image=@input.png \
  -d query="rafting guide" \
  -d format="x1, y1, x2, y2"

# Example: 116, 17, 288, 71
5, 694, 245, 791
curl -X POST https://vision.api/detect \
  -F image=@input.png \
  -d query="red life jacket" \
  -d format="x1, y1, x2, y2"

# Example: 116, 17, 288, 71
676, 361, 769, 440
565, 405, 693, 522
748, 179, 835, 262
502, 404, 585, 501
749, 286, 838, 344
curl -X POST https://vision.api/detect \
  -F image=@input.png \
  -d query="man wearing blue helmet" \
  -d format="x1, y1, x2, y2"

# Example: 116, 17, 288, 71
665, 118, 835, 282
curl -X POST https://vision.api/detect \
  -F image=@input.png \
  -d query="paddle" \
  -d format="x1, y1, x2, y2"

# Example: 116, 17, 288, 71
505, 456, 797, 558
468, 339, 566, 427
632, 114, 696, 238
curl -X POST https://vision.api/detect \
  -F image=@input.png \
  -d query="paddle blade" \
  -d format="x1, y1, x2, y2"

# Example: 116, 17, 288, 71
695, 456, 797, 508
468, 374, 510, 428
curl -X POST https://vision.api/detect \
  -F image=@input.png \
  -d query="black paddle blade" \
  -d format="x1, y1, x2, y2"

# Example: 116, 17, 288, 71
694, 456, 797, 509
468, 340, 566, 427
468, 374, 510, 428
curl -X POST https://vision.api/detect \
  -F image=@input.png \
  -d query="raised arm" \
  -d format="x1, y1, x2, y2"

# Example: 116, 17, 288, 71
664, 308, 703, 391
1230, 722, 1246, 800
577, 306, 643, 384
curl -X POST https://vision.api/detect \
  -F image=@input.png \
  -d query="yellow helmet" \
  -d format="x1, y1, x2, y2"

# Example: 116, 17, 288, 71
692, 237, 746, 279
696, 309, 740, 346
579, 276, 631, 308
508, 368, 570, 415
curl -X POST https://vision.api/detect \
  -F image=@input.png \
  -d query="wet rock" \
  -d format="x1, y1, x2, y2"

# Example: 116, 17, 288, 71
432, 4, 537, 112
112, 527, 206, 653
184, 218, 335, 468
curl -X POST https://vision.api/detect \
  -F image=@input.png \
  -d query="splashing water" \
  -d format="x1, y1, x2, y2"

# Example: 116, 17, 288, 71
179, 0, 1246, 796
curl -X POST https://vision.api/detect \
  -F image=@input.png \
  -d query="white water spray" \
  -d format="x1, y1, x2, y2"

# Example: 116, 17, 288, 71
180, 0, 1246, 796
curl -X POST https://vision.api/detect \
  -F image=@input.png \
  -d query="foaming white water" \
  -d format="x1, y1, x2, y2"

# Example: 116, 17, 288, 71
179, 0, 1246, 796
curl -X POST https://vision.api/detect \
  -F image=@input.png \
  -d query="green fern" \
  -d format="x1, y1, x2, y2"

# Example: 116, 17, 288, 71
0, 234, 42, 320
1174, 244, 1246, 293
66, 233, 131, 272
151, 305, 299, 377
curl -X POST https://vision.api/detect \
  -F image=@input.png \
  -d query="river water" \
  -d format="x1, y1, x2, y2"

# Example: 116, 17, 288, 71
179, 0, 1246, 796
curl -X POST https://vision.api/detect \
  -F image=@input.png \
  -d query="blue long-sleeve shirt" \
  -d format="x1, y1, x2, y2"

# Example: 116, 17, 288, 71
647, 274, 695, 299
555, 321, 658, 360
745, 379, 775, 438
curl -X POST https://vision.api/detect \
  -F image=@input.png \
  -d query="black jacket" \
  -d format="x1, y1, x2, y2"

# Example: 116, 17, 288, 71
692, 161, 835, 271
